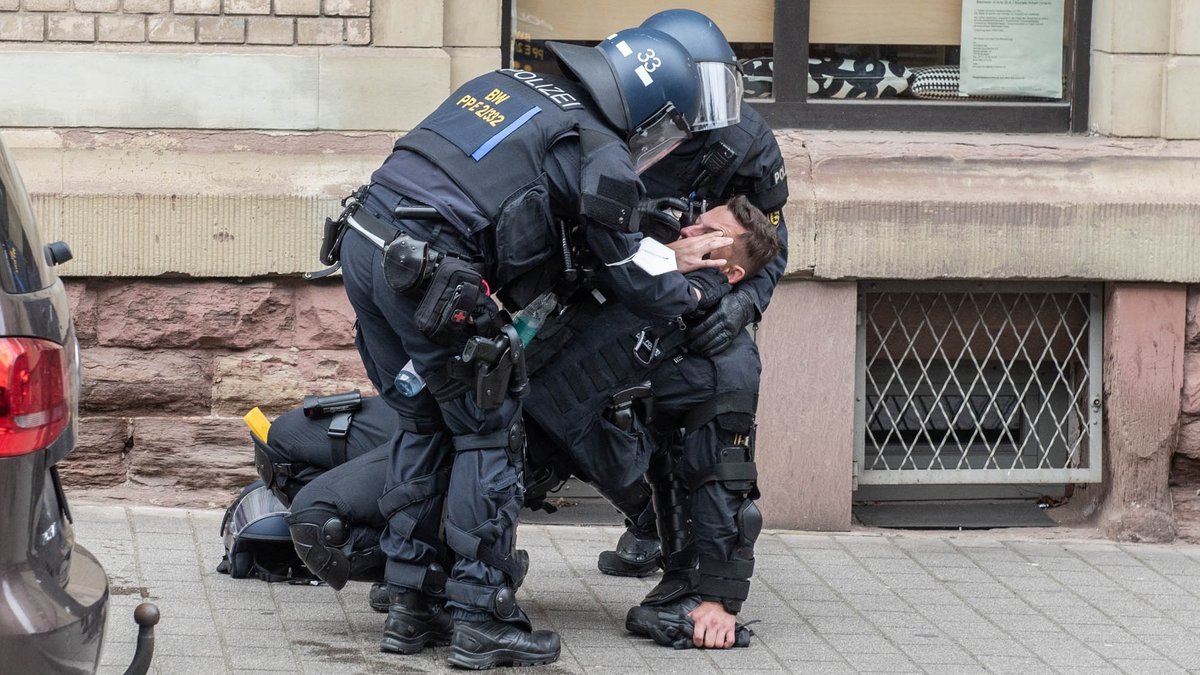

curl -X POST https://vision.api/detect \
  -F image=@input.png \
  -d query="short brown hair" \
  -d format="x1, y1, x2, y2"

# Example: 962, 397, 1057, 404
726, 194, 781, 278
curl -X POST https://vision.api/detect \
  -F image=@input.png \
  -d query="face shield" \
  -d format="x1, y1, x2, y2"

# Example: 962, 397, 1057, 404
221, 484, 290, 554
691, 61, 744, 132
629, 104, 692, 174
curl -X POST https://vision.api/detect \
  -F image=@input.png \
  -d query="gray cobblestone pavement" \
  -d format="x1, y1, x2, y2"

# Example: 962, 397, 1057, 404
83, 504, 1200, 674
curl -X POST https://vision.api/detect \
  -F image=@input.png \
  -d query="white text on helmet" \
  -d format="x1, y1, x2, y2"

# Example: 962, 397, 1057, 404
499, 69, 583, 110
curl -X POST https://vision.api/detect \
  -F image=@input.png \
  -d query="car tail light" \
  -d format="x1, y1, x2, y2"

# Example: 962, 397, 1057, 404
0, 337, 69, 457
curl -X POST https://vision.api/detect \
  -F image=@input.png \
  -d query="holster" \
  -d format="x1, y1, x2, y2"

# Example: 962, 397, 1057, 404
459, 325, 528, 409
318, 215, 348, 266
604, 384, 654, 432
318, 186, 367, 266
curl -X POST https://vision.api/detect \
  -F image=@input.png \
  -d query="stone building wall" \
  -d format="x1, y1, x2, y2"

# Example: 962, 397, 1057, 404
0, 0, 372, 46
1178, 287, 1200, 459
58, 277, 376, 506
1091, 0, 1200, 138
4, 1, 1200, 536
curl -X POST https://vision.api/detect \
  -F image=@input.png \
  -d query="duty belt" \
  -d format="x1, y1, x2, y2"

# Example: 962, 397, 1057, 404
344, 202, 485, 298
345, 205, 435, 250
305, 188, 445, 280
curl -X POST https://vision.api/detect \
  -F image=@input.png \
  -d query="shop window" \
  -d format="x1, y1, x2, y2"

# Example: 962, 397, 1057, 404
505, 0, 1091, 133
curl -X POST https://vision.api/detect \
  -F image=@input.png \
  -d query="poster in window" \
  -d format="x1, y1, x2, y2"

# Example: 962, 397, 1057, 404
960, 0, 1064, 98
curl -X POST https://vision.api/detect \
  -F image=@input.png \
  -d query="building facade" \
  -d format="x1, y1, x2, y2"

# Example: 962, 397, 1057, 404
1, 0, 1198, 538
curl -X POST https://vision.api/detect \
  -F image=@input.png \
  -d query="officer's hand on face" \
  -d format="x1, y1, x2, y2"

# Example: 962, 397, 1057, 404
689, 600, 737, 649
668, 231, 732, 274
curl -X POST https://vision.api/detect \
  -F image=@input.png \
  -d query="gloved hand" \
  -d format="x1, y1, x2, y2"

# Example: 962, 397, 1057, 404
688, 289, 756, 356
636, 197, 688, 243
684, 268, 731, 312
650, 610, 754, 650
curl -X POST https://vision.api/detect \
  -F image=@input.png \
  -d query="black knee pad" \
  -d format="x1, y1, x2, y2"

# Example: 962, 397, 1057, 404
288, 515, 353, 590
736, 501, 763, 555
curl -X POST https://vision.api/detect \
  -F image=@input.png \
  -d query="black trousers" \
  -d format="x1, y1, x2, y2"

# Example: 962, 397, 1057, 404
339, 185, 525, 620
649, 329, 761, 567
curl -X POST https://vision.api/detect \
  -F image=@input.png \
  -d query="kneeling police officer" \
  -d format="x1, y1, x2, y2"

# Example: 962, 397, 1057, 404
312, 28, 727, 669
598, 11, 790, 580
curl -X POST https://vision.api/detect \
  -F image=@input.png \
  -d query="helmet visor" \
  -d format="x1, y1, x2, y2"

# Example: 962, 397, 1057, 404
222, 485, 289, 551
630, 104, 692, 174
692, 61, 743, 132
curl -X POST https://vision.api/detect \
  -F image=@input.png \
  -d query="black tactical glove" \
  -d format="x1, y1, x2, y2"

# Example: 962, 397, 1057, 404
688, 289, 756, 356
651, 610, 755, 650
684, 268, 731, 312
636, 197, 688, 243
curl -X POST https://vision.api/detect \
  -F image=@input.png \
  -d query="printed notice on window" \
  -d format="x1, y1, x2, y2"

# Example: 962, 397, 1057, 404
960, 0, 1065, 98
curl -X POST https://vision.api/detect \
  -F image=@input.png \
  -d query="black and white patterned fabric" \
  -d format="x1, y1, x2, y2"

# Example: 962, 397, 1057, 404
807, 57, 913, 99
740, 56, 914, 100
741, 57, 774, 99
909, 65, 962, 99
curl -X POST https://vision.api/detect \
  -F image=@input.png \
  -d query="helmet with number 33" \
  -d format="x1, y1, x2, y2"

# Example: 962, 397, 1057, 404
548, 27, 701, 173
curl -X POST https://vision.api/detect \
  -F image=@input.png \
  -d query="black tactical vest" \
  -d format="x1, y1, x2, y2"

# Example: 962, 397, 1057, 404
386, 69, 621, 288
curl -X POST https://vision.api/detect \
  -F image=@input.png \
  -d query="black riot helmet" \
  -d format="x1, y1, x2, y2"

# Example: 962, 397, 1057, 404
548, 28, 701, 173
641, 9, 743, 132
216, 480, 315, 583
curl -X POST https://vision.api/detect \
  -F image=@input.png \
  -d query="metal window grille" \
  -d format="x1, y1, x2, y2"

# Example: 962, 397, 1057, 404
854, 282, 1103, 486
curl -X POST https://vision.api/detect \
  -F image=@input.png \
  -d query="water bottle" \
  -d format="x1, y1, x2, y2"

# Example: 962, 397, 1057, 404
511, 291, 558, 346
394, 359, 425, 397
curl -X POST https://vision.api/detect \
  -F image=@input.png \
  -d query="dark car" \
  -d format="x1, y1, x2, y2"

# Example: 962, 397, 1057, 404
0, 135, 156, 673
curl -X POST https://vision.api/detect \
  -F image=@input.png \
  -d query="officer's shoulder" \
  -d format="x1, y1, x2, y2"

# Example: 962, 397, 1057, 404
735, 105, 778, 147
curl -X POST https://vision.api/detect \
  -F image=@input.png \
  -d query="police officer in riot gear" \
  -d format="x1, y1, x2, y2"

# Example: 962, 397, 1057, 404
264, 395, 394, 594
641, 9, 789, 347
593, 9, 790, 649
314, 28, 723, 669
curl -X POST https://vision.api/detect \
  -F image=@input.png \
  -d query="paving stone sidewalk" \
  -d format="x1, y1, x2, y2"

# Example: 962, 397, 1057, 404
82, 504, 1200, 674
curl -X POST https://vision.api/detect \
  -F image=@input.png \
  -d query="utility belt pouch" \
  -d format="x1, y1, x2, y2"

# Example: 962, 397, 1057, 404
318, 186, 367, 265
382, 232, 436, 294
415, 257, 484, 346
318, 215, 348, 266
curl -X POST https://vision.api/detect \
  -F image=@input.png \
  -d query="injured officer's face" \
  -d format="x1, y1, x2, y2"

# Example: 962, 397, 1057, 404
679, 204, 748, 284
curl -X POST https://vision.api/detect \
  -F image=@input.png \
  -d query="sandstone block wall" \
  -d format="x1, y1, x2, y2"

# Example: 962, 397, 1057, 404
1091, 0, 1200, 138
1178, 285, 1200, 461
0, 0, 371, 45
57, 276, 377, 504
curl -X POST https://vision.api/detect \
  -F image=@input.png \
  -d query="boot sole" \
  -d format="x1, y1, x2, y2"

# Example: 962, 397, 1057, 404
446, 645, 561, 670
380, 632, 452, 655
597, 553, 661, 578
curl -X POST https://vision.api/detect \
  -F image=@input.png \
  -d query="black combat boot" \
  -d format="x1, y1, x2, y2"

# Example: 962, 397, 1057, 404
446, 620, 561, 669
625, 593, 701, 640
627, 592, 755, 649
597, 526, 662, 577
369, 582, 390, 613
380, 588, 455, 654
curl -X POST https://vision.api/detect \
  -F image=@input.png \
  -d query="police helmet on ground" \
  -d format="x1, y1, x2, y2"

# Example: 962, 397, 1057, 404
547, 28, 701, 173
641, 9, 743, 132
217, 479, 314, 583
